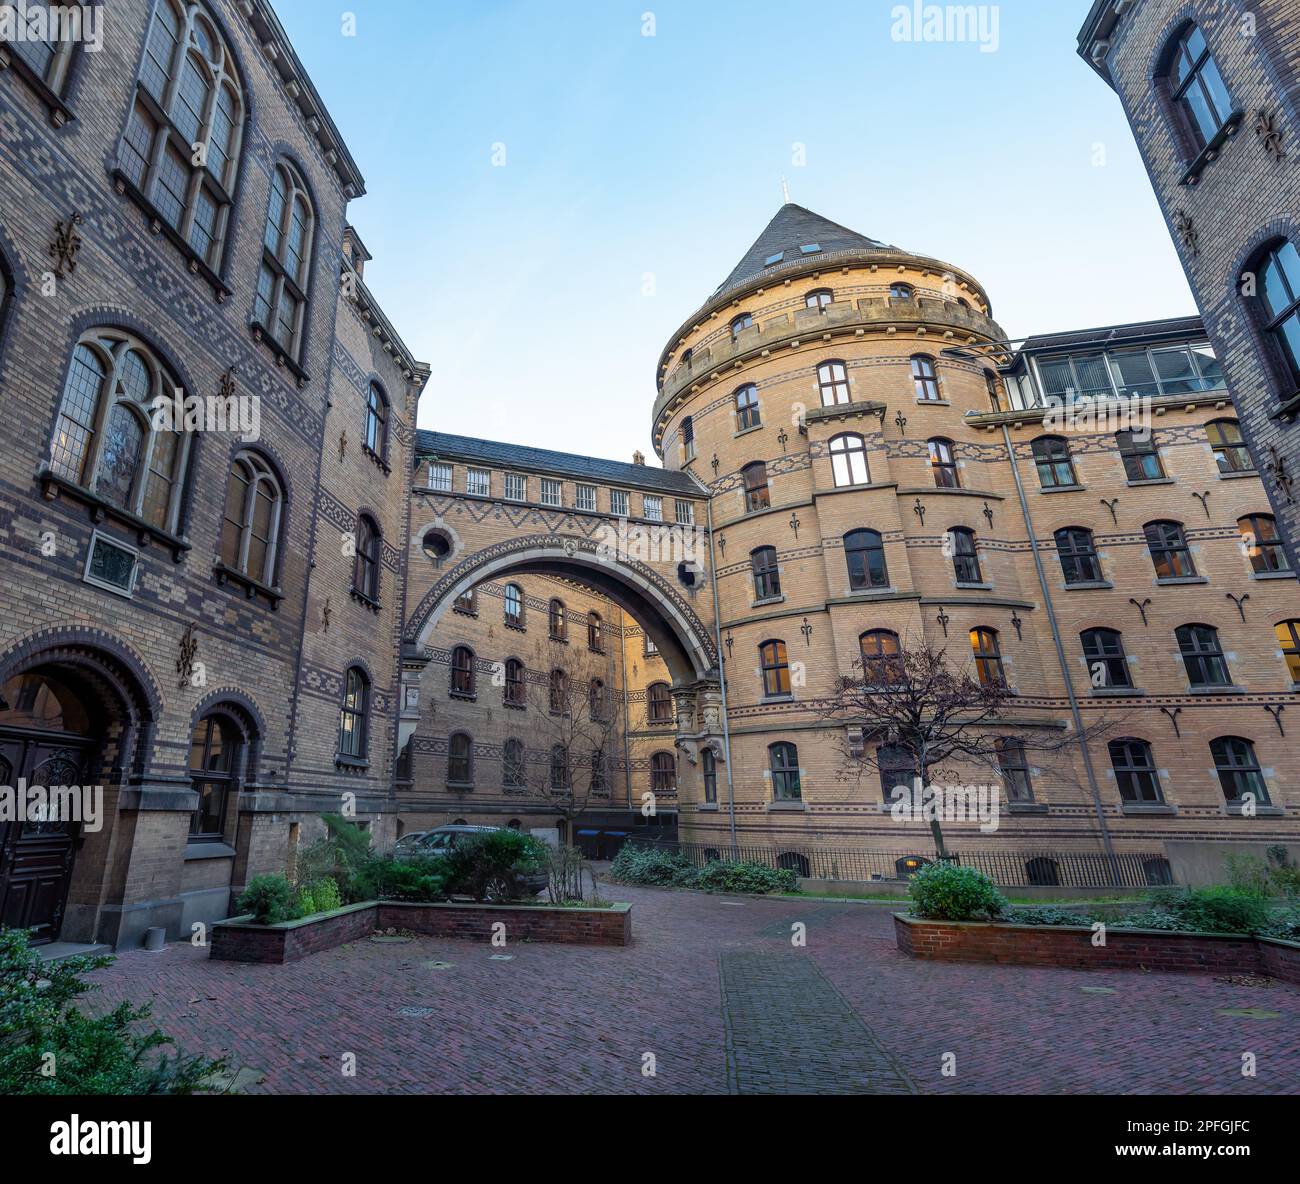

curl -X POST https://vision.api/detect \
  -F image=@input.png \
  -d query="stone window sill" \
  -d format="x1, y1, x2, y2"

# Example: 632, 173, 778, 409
1252, 570, 1296, 581
1038, 484, 1086, 494
214, 562, 283, 609
1187, 684, 1246, 695
39, 471, 191, 561
350, 588, 383, 612
698, 803, 719, 812
955, 582, 992, 591
449, 691, 477, 702
1155, 576, 1207, 586
1180, 109, 1244, 186
752, 595, 785, 608
447, 782, 474, 792
335, 754, 369, 770
249, 319, 310, 385
184, 841, 236, 860
363, 444, 392, 476
1225, 804, 1284, 817
762, 695, 795, 705
1090, 687, 1142, 698
1062, 580, 1112, 591
915, 399, 950, 407
505, 621, 527, 632
1127, 478, 1174, 487
733, 423, 764, 439
767, 800, 806, 812
1007, 802, 1048, 815
1217, 470, 1259, 480
1120, 803, 1175, 816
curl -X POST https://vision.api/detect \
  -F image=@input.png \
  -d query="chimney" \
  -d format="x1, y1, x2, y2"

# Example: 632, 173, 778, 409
633, 450, 645, 466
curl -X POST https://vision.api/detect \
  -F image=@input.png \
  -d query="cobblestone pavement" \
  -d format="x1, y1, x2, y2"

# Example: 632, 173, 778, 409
84, 886, 1300, 1095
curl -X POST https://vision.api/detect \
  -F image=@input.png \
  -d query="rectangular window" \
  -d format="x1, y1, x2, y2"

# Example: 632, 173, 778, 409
83, 531, 140, 598
643, 495, 663, 522
575, 484, 597, 512
466, 468, 491, 497
610, 489, 630, 518
504, 472, 526, 501
427, 462, 452, 492
675, 499, 694, 525
540, 478, 562, 507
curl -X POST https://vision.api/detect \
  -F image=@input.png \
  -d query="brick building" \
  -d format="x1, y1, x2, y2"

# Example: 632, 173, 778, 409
0, 0, 427, 947
2, 2, 1297, 951
1076, 0, 1300, 570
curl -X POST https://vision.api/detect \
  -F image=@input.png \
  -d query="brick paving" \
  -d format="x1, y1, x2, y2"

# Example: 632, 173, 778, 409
83, 886, 1300, 1095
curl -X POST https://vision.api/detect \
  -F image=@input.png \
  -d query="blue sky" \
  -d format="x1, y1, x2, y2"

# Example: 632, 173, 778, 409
272, 0, 1195, 463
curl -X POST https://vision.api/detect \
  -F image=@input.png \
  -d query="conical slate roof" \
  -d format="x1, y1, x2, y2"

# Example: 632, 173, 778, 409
715, 203, 896, 295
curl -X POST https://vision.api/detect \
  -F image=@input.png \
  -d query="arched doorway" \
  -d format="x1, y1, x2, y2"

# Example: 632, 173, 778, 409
0, 671, 98, 941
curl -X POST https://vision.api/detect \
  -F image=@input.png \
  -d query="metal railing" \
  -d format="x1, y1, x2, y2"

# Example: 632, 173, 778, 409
623, 838, 1172, 889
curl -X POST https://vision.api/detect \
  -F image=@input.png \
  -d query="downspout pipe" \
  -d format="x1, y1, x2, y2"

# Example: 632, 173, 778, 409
705, 496, 738, 854
1001, 421, 1120, 884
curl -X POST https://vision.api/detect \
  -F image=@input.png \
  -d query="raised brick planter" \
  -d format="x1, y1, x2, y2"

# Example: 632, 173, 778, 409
211, 899, 631, 963
895, 914, 1300, 983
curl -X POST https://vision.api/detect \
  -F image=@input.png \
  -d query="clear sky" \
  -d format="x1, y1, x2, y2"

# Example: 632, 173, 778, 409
272, 0, 1195, 464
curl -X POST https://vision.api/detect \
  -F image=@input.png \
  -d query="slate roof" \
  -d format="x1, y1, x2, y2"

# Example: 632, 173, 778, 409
714, 203, 896, 297
414, 431, 703, 496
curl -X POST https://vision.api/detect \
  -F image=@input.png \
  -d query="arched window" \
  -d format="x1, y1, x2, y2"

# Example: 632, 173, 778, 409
549, 669, 568, 714
1055, 527, 1101, 584
364, 383, 388, 460
778, 851, 811, 876
735, 384, 761, 431
860, 630, 901, 683
337, 666, 369, 760
731, 312, 754, 339
1276, 620, 1300, 682
1109, 738, 1161, 803
806, 288, 834, 311
651, 751, 677, 793
911, 354, 940, 401
588, 678, 607, 721
453, 588, 476, 615
1164, 23, 1234, 153
1082, 628, 1131, 689
701, 749, 718, 803
751, 546, 781, 600
1239, 514, 1290, 573
759, 640, 791, 698
550, 744, 570, 790
120, 0, 245, 268
1145, 858, 1174, 886
928, 438, 959, 488
353, 514, 381, 601
548, 598, 566, 641
1032, 436, 1076, 488
996, 739, 1034, 803
829, 434, 869, 487
890, 283, 913, 299
878, 746, 918, 800
1211, 737, 1269, 804
1176, 624, 1230, 687
450, 646, 476, 698
742, 461, 770, 511
1117, 429, 1165, 481
845, 529, 888, 590
647, 682, 673, 725
951, 527, 982, 583
48, 329, 190, 532
219, 450, 283, 585
1206, 419, 1251, 473
587, 611, 603, 652
768, 742, 801, 800
256, 161, 315, 361
504, 658, 525, 707
447, 733, 473, 786
6, 0, 78, 95
970, 627, 1004, 687
504, 739, 525, 788
1144, 520, 1196, 579
817, 360, 851, 406
189, 711, 242, 838
589, 748, 608, 794
1025, 857, 1060, 887
504, 583, 524, 629
1252, 241, 1300, 390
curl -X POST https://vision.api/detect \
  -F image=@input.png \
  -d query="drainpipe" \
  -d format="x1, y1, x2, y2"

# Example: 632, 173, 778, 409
705, 496, 738, 854
618, 614, 632, 811
1001, 421, 1120, 885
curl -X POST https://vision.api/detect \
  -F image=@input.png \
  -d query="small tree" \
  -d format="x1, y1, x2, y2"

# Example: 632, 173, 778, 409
512, 649, 623, 898
817, 635, 1111, 858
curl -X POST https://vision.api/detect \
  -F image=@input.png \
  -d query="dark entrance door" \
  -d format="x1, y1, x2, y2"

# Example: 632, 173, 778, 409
0, 735, 90, 941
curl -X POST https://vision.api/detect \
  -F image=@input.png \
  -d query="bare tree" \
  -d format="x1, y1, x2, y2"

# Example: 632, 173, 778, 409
815, 634, 1112, 858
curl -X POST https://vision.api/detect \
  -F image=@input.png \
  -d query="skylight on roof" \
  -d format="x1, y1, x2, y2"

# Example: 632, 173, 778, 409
764, 252, 785, 265
800, 243, 822, 255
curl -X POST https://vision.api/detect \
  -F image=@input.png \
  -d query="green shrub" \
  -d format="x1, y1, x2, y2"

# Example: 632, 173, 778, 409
908, 862, 1007, 922
295, 877, 343, 917
368, 856, 448, 903
1259, 910, 1300, 942
295, 814, 379, 903
1126, 886, 1274, 935
0, 928, 225, 1095
441, 829, 548, 902
695, 860, 798, 895
1009, 906, 1097, 927
607, 846, 698, 887
237, 873, 296, 925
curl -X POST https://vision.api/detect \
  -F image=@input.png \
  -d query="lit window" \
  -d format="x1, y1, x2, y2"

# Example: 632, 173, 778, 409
1239, 514, 1290, 574
1145, 521, 1196, 579
759, 640, 791, 699
1206, 420, 1252, 473
929, 438, 959, 488
970, 627, 1004, 687
1275, 620, 1300, 682
860, 630, 901, 684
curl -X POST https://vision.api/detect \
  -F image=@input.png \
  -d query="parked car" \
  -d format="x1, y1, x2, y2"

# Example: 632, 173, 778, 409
392, 831, 429, 858
400, 825, 548, 898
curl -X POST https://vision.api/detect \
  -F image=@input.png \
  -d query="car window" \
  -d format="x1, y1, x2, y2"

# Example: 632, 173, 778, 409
421, 833, 451, 850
